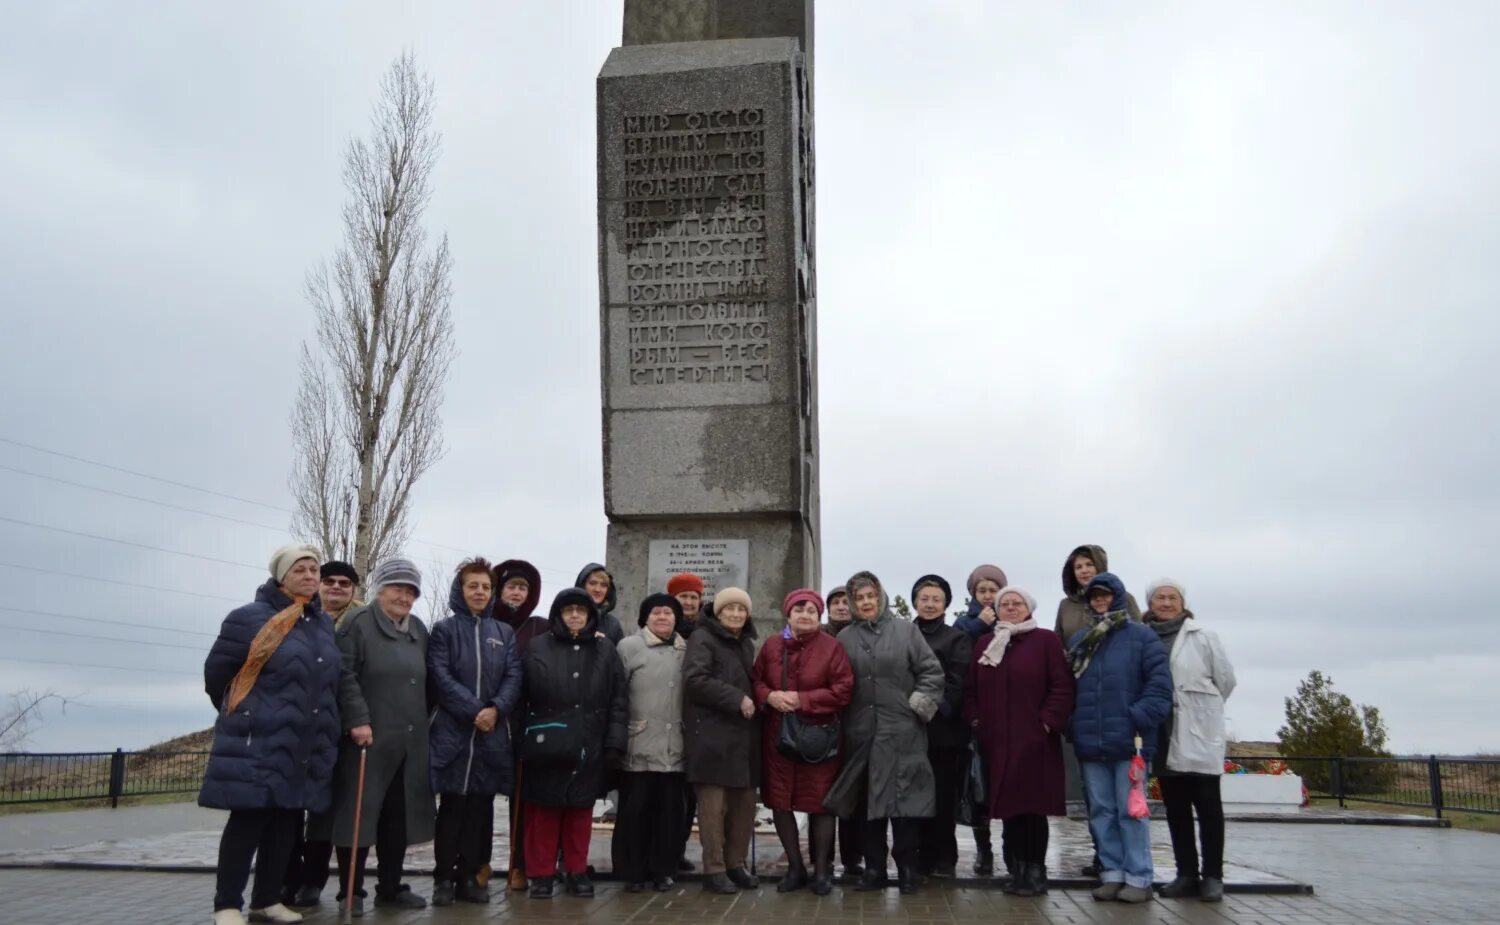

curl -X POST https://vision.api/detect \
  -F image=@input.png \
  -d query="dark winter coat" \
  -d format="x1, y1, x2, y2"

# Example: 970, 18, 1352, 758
822, 589, 946, 820
1067, 587, 1173, 763
751, 627, 854, 812
915, 615, 973, 749
494, 559, 548, 653
518, 589, 628, 808
574, 562, 625, 645
954, 597, 999, 640
199, 579, 342, 812
1055, 544, 1141, 646
427, 575, 523, 797
963, 627, 1074, 818
683, 611, 760, 789
309, 600, 435, 848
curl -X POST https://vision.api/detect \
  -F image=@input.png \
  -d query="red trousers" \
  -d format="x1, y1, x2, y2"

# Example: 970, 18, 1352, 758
523, 803, 592, 876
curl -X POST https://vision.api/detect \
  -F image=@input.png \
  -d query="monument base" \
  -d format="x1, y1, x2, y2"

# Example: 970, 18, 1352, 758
607, 515, 816, 640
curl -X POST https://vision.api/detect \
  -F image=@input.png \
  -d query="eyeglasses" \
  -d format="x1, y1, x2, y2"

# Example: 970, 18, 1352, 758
322, 578, 354, 589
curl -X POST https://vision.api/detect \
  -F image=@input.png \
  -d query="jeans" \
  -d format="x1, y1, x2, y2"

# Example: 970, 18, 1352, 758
1160, 774, 1225, 879
1081, 760, 1153, 889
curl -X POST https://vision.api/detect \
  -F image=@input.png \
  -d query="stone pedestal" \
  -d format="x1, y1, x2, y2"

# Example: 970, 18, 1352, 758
597, 35, 818, 636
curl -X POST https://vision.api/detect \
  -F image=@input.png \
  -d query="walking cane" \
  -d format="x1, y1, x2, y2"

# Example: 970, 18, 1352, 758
507, 760, 525, 888
342, 746, 368, 925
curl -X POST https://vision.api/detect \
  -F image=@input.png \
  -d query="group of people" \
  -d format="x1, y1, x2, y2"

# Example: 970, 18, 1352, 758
199, 542, 1236, 925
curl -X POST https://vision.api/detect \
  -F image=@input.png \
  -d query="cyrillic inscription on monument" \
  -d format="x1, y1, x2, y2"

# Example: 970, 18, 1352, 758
622, 109, 770, 386
647, 538, 750, 598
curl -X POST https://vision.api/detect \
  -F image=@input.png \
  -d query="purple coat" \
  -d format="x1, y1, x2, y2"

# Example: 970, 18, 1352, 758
963, 627, 1074, 819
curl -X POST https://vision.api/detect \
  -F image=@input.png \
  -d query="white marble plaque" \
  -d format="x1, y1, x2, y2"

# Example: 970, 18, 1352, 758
648, 538, 749, 599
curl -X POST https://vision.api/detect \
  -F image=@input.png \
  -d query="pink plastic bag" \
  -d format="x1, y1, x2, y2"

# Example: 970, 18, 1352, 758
1127, 738, 1150, 819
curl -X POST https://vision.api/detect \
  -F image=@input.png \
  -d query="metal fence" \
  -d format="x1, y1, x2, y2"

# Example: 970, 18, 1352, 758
0, 750, 209, 807
1235, 754, 1500, 818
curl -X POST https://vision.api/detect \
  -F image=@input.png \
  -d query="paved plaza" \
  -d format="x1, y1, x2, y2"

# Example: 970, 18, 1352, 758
0, 802, 1496, 924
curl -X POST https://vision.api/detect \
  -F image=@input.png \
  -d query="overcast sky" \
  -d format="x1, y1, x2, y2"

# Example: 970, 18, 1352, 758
2, 2, 1496, 755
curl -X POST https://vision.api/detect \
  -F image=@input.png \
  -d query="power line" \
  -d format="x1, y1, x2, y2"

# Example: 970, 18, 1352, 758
0, 515, 262, 571
3, 622, 206, 651
0, 464, 286, 532
0, 655, 199, 678
0, 604, 218, 638
0, 436, 295, 514
0, 561, 243, 603
0, 436, 585, 581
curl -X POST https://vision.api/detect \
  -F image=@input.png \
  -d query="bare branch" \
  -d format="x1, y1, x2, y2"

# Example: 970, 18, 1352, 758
289, 51, 454, 582
0, 690, 72, 751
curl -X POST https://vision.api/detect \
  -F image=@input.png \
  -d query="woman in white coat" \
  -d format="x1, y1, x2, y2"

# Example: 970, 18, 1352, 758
1144, 579, 1236, 903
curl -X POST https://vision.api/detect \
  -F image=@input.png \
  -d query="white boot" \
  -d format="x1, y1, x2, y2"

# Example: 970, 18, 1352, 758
212, 911, 247, 925
247, 904, 304, 923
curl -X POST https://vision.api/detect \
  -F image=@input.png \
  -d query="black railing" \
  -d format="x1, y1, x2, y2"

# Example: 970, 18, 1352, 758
1, 749, 209, 808
1234, 754, 1500, 818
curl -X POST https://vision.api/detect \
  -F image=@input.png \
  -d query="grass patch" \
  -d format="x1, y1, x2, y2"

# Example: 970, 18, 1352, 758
0, 792, 195, 816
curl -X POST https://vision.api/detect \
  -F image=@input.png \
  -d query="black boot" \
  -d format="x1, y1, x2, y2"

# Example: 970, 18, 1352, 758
704, 872, 737, 894
1028, 864, 1049, 895
1200, 877, 1224, 903
726, 867, 760, 889
777, 866, 808, 893
972, 836, 994, 876
564, 872, 594, 897
1002, 865, 1026, 895
457, 877, 490, 904
1159, 874, 1200, 898
528, 877, 554, 899
432, 880, 457, 906
854, 869, 889, 891
897, 866, 921, 895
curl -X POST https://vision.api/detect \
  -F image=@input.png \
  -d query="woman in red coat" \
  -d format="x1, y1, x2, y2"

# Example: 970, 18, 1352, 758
963, 586, 1074, 897
751, 589, 854, 896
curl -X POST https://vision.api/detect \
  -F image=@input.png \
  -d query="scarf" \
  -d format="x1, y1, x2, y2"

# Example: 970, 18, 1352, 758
978, 617, 1037, 666
1149, 614, 1187, 647
225, 596, 309, 714
1068, 610, 1128, 678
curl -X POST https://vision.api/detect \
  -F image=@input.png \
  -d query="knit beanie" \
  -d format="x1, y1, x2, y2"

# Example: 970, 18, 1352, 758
997, 586, 1038, 615
1144, 578, 1187, 606
320, 560, 360, 584
368, 557, 423, 598
781, 588, 824, 617
666, 572, 705, 596
910, 574, 953, 608
825, 586, 847, 604
966, 564, 1008, 597
269, 543, 320, 583
714, 586, 752, 616
638, 592, 685, 627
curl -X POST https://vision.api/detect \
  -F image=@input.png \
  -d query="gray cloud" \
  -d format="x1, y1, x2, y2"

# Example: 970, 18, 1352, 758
1, 1, 1496, 754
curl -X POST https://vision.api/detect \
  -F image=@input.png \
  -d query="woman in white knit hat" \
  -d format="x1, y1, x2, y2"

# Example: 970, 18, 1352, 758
1143, 578, 1237, 904
307, 558, 435, 914
201, 543, 340, 925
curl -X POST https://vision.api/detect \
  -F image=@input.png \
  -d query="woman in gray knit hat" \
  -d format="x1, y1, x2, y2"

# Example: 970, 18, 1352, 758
308, 558, 435, 914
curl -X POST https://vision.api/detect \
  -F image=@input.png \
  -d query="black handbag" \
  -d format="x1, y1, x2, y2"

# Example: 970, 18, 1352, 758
775, 638, 841, 764
520, 714, 589, 766
955, 738, 989, 826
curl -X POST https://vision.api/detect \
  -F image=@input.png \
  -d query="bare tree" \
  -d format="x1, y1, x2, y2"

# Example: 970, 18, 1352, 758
291, 51, 456, 580
0, 690, 69, 751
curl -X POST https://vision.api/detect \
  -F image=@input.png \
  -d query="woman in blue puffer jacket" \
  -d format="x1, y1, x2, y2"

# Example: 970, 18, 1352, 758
1066, 572, 1171, 905
200, 544, 341, 925
427, 558, 522, 906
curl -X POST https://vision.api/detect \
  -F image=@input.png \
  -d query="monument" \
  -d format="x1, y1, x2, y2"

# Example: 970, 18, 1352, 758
597, 0, 819, 634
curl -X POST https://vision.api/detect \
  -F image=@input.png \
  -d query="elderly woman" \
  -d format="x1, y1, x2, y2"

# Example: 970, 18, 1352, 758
611, 593, 689, 892
963, 587, 1074, 896
309, 558, 434, 915
909, 574, 972, 881
751, 589, 855, 895
822, 572, 945, 895
488, 558, 546, 893
1068, 572, 1172, 904
201, 544, 341, 925
683, 586, 761, 894
516, 588, 627, 899
1145, 579, 1237, 904
427, 558, 522, 906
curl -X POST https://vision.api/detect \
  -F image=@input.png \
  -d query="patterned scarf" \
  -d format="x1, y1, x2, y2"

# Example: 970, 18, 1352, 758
225, 596, 308, 713
1068, 610, 1128, 678
978, 617, 1037, 666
